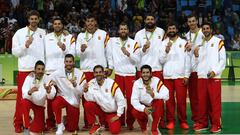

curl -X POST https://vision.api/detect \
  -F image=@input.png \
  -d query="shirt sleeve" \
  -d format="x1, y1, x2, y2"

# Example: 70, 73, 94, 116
106, 38, 114, 69
213, 40, 226, 76
131, 82, 146, 112
114, 87, 126, 116
22, 76, 32, 100
12, 31, 27, 57
129, 42, 141, 65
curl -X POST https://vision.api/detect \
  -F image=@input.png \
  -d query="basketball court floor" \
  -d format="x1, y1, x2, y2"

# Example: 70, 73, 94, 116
0, 85, 240, 135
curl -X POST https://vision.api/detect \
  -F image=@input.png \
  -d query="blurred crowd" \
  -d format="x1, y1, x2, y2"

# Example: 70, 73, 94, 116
0, 0, 240, 54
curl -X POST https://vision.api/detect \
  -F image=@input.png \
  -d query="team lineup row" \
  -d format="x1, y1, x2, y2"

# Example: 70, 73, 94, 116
12, 10, 226, 135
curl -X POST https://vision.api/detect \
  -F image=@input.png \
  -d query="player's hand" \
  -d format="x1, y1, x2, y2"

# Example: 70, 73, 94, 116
105, 68, 113, 77
183, 77, 189, 85
144, 106, 153, 115
70, 79, 77, 87
165, 41, 172, 53
185, 41, 192, 52
83, 83, 89, 92
109, 115, 120, 123
25, 37, 33, 48
57, 42, 66, 51
81, 44, 87, 52
48, 80, 56, 86
207, 71, 216, 78
28, 87, 38, 95
44, 83, 52, 93
28, 72, 35, 77
146, 85, 154, 98
121, 47, 130, 57
142, 41, 150, 52
194, 46, 199, 57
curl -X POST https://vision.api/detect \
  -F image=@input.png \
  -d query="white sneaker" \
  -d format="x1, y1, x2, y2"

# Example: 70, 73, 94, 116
56, 123, 65, 135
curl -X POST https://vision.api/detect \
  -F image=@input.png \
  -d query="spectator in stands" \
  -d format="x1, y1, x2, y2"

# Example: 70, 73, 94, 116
231, 33, 240, 51
214, 28, 225, 40
0, 18, 8, 54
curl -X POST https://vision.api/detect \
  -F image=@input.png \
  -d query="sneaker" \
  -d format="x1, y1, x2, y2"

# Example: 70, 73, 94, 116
180, 123, 189, 129
152, 131, 162, 135
210, 125, 221, 133
193, 123, 208, 131
89, 124, 101, 134
23, 128, 30, 135
56, 123, 65, 135
72, 130, 78, 135
166, 122, 174, 130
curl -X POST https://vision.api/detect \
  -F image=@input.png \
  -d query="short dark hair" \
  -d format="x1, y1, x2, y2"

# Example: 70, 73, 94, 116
167, 21, 178, 29
187, 14, 198, 20
52, 17, 63, 24
119, 22, 129, 29
65, 54, 74, 61
35, 60, 45, 69
202, 21, 212, 29
27, 10, 40, 19
93, 65, 104, 72
141, 65, 152, 72
144, 13, 156, 20
86, 14, 96, 20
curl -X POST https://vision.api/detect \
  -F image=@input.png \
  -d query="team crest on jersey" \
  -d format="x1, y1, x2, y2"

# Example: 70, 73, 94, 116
158, 35, 161, 39
179, 44, 182, 48
98, 36, 101, 40
211, 43, 214, 47
127, 44, 130, 48
105, 89, 108, 92
63, 38, 66, 42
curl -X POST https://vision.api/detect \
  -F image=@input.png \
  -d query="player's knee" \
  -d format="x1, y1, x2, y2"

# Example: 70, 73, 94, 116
110, 127, 120, 134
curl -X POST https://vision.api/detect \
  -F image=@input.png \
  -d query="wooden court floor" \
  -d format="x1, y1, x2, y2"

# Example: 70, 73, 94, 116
0, 85, 240, 135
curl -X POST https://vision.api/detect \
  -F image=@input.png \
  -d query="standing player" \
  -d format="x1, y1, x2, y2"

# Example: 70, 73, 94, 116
76, 14, 109, 81
131, 65, 169, 135
49, 54, 87, 135
106, 22, 140, 129
44, 17, 76, 130
160, 22, 191, 130
134, 13, 165, 128
12, 10, 46, 133
185, 14, 204, 126
193, 22, 225, 133
22, 60, 56, 134
44, 17, 76, 74
83, 65, 126, 134
134, 13, 165, 80
76, 14, 109, 129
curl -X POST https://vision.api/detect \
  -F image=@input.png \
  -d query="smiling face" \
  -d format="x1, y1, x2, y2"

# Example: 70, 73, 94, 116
28, 15, 39, 28
187, 16, 198, 30
202, 24, 212, 38
93, 67, 105, 82
167, 25, 178, 38
86, 17, 97, 31
64, 57, 74, 71
145, 16, 156, 29
141, 68, 152, 82
53, 19, 63, 33
118, 24, 129, 39
35, 64, 45, 79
